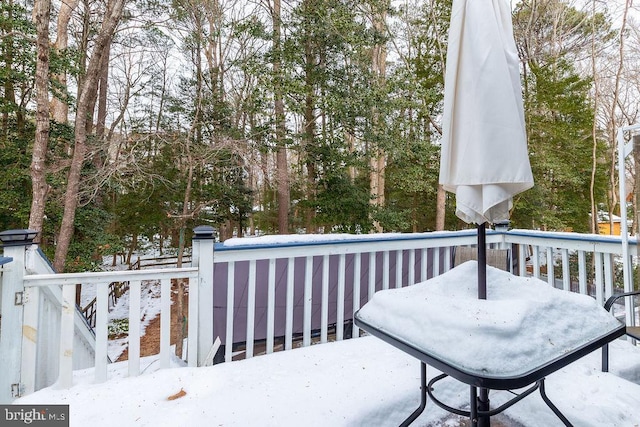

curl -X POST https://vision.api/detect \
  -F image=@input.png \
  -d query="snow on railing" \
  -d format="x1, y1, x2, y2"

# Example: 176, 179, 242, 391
22, 267, 199, 388
211, 231, 479, 362
3, 227, 635, 400
209, 229, 637, 363
1, 231, 215, 401
505, 229, 637, 306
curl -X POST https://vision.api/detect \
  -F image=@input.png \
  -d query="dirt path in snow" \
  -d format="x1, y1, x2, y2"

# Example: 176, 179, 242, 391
117, 280, 189, 362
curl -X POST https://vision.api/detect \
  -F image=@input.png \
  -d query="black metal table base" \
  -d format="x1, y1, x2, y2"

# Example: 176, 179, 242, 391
399, 363, 427, 427
400, 363, 574, 427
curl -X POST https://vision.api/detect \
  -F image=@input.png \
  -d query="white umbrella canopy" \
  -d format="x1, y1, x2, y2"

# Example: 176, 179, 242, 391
439, 0, 534, 225
438, 4, 535, 423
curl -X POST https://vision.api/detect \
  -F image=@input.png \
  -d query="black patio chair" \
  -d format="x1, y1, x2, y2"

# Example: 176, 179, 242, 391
601, 290, 640, 372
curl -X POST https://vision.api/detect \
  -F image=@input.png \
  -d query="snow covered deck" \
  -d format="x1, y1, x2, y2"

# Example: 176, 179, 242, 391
3, 227, 640, 423
14, 325, 640, 426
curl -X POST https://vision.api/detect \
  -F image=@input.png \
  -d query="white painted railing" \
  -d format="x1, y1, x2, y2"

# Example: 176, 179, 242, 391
210, 229, 637, 363
211, 231, 479, 362
1, 227, 635, 402
504, 230, 635, 304
0, 234, 214, 402
22, 267, 199, 386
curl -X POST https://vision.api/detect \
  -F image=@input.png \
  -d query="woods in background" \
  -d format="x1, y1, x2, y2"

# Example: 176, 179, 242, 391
0, 0, 636, 271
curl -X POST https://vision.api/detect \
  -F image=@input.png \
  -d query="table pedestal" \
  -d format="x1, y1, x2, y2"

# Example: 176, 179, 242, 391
400, 362, 574, 427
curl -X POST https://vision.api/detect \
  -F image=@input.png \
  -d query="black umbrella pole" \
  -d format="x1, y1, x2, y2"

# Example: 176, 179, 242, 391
477, 222, 487, 300
477, 222, 489, 426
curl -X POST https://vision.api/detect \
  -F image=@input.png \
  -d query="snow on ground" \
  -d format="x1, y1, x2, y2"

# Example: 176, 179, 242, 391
78, 280, 164, 362
16, 260, 640, 426
14, 336, 640, 427
105, 281, 164, 361
79, 253, 177, 361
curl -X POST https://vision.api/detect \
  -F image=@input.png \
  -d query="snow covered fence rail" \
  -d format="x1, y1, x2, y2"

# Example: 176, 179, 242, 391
22, 267, 199, 387
0, 228, 214, 402
209, 229, 638, 364
2, 226, 635, 402
210, 231, 481, 362
505, 229, 639, 337
505, 229, 638, 305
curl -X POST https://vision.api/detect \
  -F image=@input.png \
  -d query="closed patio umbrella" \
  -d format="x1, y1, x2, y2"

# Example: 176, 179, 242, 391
439, 0, 533, 295
438, 1, 534, 424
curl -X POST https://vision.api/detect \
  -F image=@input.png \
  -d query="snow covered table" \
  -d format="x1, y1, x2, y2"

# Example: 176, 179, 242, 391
354, 261, 625, 427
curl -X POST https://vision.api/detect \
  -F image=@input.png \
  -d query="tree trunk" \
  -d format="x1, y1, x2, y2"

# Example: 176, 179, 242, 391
304, 33, 317, 233
28, 0, 52, 239
53, 0, 126, 272
589, 0, 599, 235
346, 131, 356, 181
174, 124, 196, 360
2, 0, 15, 134
125, 232, 137, 266
369, 2, 388, 233
95, 42, 111, 140
435, 184, 446, 231
272, 0, 290, 234
50, 0, 79, 123
175, 9, 206, 356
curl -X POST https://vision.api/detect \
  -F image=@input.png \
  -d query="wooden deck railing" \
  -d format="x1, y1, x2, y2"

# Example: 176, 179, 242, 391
2, 227, 636, 401
22, 267, 199, 388
210, 229, 637, 363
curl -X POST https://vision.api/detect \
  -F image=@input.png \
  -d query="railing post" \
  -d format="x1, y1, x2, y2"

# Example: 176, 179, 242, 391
58, 283, 76, 388
0, 229, 37, 403
192, 225, 215, 366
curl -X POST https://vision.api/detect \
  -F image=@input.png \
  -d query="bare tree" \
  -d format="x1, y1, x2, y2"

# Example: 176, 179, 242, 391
50, 0, 80, 123
53, 0, 127, 272
589, 0, 602, 234
369, 0, 389, 233
95, 42, 111, 140
28, 0, 51, 238
387, 0, 447, 231
271, 0, 290, 234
